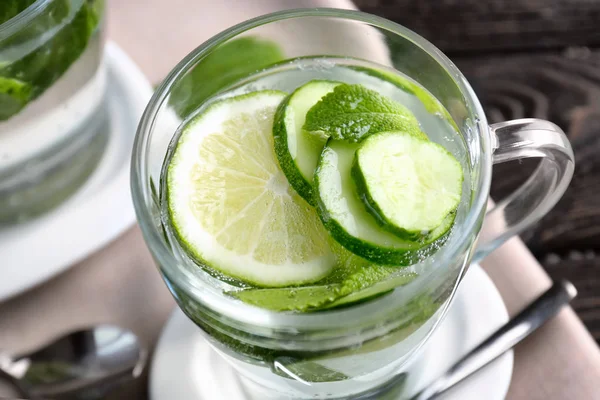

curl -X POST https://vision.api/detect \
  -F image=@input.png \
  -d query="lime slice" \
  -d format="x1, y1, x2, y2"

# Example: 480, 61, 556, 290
166, 91, 335, 287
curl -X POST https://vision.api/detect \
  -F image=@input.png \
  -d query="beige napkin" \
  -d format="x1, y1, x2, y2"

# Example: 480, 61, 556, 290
1, 0, 600, 399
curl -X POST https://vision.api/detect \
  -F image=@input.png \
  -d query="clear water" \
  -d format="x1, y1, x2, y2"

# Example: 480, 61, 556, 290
161, 57, 471, 398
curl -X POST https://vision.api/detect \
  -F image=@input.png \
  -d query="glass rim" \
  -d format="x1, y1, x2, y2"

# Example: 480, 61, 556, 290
131, 7, 492, 331
0, 0, 52, 36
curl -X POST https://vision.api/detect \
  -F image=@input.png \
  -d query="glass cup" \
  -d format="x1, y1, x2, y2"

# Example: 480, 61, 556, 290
131, 9, 574, 399
0, 0, 108, 224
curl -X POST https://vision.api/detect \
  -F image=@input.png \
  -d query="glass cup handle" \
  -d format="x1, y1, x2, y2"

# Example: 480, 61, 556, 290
472, 118, 575, 263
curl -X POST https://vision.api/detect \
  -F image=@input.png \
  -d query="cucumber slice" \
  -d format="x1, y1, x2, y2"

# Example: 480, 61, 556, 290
315, 140, 448, 265
353, 132, 463, 239
273, 80, 341, 204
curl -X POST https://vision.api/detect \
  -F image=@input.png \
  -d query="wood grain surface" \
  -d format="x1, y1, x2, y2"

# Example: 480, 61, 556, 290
456, 47, 600, 347
354, 0, 600, 53
354, 0, 600, 343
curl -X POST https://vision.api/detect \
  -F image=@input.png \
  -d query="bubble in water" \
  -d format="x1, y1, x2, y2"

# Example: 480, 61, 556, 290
294, 58, 335, 72
245, 83, 258, 92
313, 58, 335, 70
296, 61, 309, 71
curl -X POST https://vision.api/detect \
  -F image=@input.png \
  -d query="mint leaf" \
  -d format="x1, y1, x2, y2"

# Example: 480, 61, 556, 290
0, 76, 32, 118
169, 36, 284, 117
228, 246, 417, 312
351, 66, 459, 131
229, 284, 342, 312
323, 269, 416, 309
303, 83, 423, 142
0, 0, 37, 25
0, 0, 70, 51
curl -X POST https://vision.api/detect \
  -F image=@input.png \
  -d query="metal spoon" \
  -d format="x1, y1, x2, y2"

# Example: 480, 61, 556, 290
0, 325, 147, 400
409, 279, 577, 400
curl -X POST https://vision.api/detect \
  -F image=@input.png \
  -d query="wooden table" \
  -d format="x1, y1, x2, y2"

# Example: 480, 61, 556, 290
356, 0, 600, 345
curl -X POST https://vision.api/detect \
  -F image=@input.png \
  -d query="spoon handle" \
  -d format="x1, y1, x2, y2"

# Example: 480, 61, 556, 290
411, 279, 577, 400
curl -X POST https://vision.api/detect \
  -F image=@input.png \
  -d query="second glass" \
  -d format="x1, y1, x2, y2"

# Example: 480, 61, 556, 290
0, 0, 108, 224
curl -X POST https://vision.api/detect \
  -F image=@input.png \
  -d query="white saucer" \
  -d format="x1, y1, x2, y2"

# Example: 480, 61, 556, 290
150, 264, 513, 400
0, 42, 153, 301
